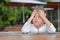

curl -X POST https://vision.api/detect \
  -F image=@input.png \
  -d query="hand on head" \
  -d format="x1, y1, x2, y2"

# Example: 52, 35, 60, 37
38, 10, 46, 17
31, 9, 46, 19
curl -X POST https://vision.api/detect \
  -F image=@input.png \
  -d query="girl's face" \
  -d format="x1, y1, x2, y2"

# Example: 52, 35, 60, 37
32, 13, 43, 27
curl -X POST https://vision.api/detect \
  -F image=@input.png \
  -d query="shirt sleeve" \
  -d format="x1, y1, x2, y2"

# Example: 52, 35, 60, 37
21, 22, 31, 33
46, 23, 56, 33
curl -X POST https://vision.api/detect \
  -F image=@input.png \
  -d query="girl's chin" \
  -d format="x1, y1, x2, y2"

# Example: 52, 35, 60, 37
34, 24, 40, 26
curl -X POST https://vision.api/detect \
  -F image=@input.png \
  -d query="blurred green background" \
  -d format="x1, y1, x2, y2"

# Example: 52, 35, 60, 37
0, 0, 32, 30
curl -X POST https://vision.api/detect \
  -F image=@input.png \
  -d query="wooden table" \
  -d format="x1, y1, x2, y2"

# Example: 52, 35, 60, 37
0, 32, 60, 40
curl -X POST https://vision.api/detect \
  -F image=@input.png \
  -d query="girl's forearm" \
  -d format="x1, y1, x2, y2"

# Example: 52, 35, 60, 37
27, 16, 33, 23
42, 17, 51, 27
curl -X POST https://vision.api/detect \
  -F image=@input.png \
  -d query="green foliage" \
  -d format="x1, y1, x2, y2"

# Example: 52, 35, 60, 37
4, 0, 9, 2
0, 0, 32, 28
0, 0, 9, 28
23, 7, 32, 14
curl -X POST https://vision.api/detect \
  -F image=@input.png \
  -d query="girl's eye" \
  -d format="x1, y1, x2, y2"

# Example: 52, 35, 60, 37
34, 16, 36, 18
34, 16, 35, 17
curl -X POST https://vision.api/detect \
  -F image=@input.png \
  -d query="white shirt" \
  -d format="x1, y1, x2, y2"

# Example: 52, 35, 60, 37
21, 22, 56, 33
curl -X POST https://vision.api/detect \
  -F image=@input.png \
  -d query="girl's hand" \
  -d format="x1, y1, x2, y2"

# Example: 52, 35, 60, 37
38, 10, 46, 18
38, 10, 51, 27
31, 10, 37, 17
27, 10, 37, 23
